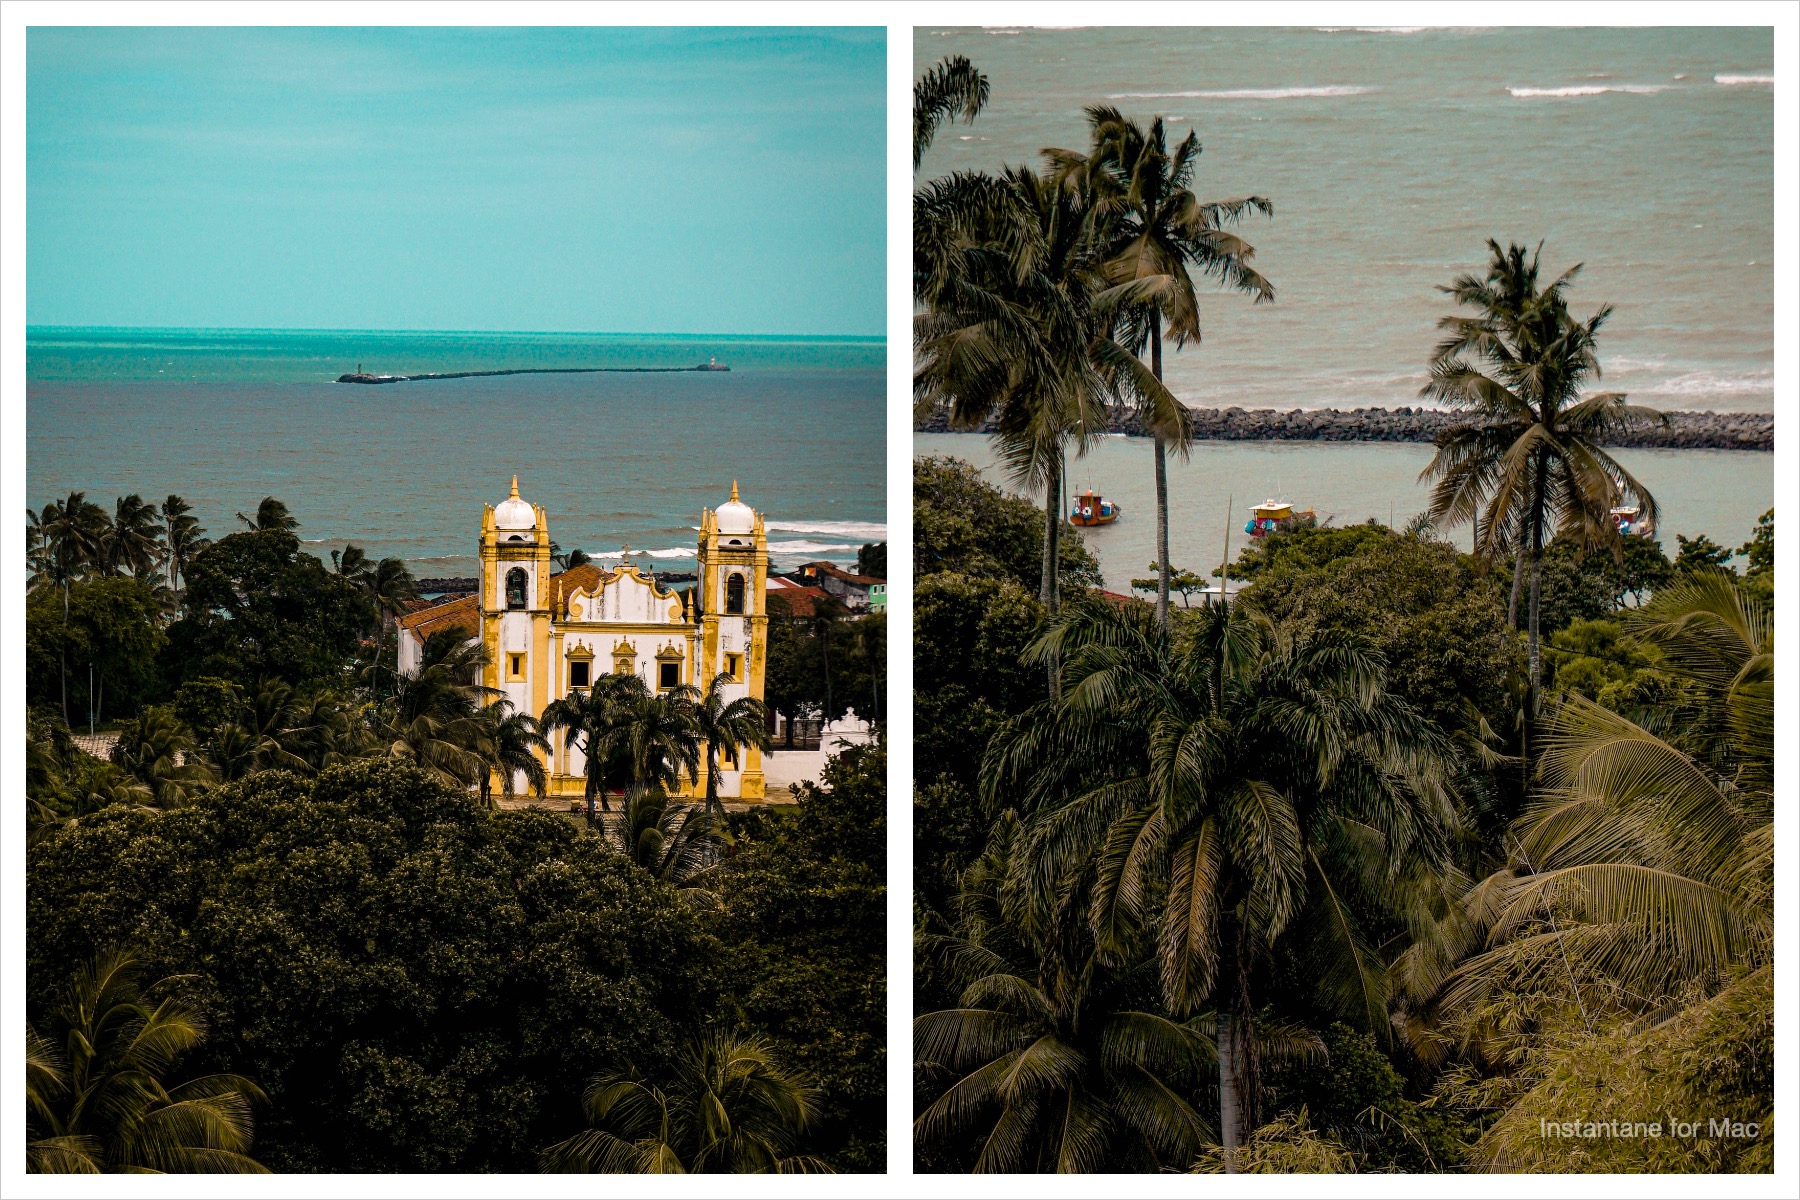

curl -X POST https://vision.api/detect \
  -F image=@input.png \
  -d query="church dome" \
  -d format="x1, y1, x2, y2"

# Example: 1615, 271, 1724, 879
715, 480, 755, 536
495, 475, 536, 531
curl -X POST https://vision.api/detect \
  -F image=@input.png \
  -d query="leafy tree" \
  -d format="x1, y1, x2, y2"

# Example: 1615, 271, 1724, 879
1675, 531, 1734, 575
855, 541, 887, 578
1238, 524, 1520, 725
543, 1031, 827, 1173
1419, 239, 1663, 694
162, 528, 372, 691
25, 575, 169, 724
1050, 106, 1273, 626
913, 455, 1101, 591
715, 742, 887, 1170
27, 952, 267, 1173
27, 758, 720, 1172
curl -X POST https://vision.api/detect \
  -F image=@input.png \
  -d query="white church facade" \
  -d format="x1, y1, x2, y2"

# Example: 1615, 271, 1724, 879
396, 477, 771, 801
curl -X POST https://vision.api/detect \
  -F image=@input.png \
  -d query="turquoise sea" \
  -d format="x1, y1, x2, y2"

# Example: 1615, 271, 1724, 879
916, 26, 1773, 412
27, 328, 886, 578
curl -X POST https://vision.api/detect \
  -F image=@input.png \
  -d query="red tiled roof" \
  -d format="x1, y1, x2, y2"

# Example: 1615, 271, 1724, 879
396, 593, 479, 640
799, 560, 884, 586
766, 585, 831, 618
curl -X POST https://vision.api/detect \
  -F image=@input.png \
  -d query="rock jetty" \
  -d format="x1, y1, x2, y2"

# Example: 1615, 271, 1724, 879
915, 405, 1771, 451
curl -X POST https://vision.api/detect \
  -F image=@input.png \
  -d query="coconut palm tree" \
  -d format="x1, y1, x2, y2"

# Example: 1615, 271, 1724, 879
1049, 108, 1274, 629
26, 952, 267, 1173
618, 683, 703, 800
1419, 239, 1664, 698
236, 496, 299, 532
160, 495, 208, 602
691, 670, 772, 829
278, 690, 372, 774
913, 54, 990, 168
1396, 572, 1772, 1038
543, 1030, 828, 1173
981, 594, 1456, 1157
31, 492, 110, 723
109, 708, 214, 807
543, 671, 647, 824
383, 630, 495, 788
914, 812, 1220, 1172
104, 493, 165, 578
607, 788, 720, 892
472, 699, 550, 807
915, 163, 1182, 616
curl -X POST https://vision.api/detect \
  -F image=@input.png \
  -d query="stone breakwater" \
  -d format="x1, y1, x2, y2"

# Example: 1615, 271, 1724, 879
915, 406, 1773, 451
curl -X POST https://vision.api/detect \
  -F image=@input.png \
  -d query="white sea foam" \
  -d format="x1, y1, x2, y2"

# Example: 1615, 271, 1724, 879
1639, 370, 1774, 398
1315, 27, 1434, 34
1504, 82, 1670, 96
590, 547, 696, 560
765, 520, 887, 539
767, 541, 868, 556
1715, 74, 1774, 86
1107, 85, 1376, 100
1508, 84, 1671, 98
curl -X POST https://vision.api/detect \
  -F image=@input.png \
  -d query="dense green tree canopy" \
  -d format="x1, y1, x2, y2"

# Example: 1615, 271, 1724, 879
914, 456, 1101, 591
27, 759, 720, 1172
26, 576, 168, 722
162, 529, 373, 691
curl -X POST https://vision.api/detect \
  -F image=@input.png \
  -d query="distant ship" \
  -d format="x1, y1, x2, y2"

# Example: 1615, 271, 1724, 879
695, 357, 730, 372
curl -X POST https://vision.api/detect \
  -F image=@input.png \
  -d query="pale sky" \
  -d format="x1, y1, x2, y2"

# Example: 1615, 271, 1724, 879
27, 26, 886, 335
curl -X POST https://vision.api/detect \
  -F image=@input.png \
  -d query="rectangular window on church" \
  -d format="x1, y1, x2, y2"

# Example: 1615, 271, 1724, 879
569, 660, 590, 689
724, 653, 740, 681
508, 653, 524, 681
659, 661, 680, 689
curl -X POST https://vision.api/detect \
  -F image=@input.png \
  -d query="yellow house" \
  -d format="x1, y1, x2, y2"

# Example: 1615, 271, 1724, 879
396, 476, 770, 801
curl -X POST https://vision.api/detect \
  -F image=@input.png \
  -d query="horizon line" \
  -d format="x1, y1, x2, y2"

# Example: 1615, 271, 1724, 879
27, 324, 885, 342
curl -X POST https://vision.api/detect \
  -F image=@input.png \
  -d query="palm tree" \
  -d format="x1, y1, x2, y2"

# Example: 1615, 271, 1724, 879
160, 495, 208, 602
1419, 239, 1664, 698
236, 496, 299, 532
278, 690, 372, 774
32, 491, 110, 723
543, 1031, 828, 1173
109, 708, 214, 807
26, 952, 267, 1173
607, 788, 720, 891
914, 54, 990, 168
472, 699, 550, 807
336, 548, 418, 699
915, 163, 1182, 616
982, 595, 1455, 1158
543, 671, 647, 824
691, 670, 772, 829
551, 541, 592, 572
1049, 108, 1274, 628
1396, 572, 1772, 1037
104, 493, 165, 578
914, 813, 1220, 1172
383, 630, 495, 788
618, 683, 703, 800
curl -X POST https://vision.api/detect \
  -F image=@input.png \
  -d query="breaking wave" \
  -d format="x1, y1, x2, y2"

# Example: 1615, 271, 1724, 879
1508, 84, 1671, 97
1715, 74, 1774, 86
764, 520, 887, 539
1108, 85, 1376, 100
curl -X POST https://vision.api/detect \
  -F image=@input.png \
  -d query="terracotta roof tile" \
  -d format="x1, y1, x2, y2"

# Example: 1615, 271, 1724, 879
396, 594, 479, 640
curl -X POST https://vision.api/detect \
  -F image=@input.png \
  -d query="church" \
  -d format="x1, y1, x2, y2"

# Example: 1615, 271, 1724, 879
396, 476, 771, 801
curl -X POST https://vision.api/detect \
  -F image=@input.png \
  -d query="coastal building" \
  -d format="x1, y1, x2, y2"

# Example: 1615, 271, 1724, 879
396, 476, 770, 801
789, 560, 886, 612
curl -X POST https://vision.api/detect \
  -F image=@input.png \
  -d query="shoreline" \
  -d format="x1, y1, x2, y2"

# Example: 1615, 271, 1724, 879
915, 405, 1773, 452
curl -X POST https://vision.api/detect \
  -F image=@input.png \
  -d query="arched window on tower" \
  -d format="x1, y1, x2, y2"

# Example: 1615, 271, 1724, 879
725, 572, 746, 615
506, 567, 528, 610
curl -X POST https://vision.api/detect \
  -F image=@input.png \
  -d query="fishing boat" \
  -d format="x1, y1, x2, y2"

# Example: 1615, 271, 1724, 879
1611, 502, 1654, 537
1244, 498, 1316, 539
1069, 488, 1121, 527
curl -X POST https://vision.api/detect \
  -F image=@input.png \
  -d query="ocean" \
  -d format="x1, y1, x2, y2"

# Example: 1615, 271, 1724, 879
917, 433, 1773, 593
27, 328, 886, 579
915, 26, 1774, 412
